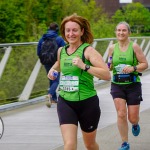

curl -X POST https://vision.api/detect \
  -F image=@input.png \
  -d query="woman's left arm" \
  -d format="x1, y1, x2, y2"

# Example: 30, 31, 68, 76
84, 46, 111, 80
133, 43, 148, 72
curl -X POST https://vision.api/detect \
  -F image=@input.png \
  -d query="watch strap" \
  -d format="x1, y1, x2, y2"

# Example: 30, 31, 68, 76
133, 66, 137, 72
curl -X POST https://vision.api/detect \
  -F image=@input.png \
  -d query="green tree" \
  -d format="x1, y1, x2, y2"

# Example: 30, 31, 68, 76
0, 0, 115, 42
36, 0, 115, 38
112, 2, 150, 34
0, 0, 26, 43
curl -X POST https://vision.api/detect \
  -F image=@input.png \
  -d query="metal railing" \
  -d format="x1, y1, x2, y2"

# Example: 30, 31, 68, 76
0, 37, 150, 103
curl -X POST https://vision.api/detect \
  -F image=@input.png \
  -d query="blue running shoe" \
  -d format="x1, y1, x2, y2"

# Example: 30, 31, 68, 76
118, 142, 130, 150
132, 124, 140, 136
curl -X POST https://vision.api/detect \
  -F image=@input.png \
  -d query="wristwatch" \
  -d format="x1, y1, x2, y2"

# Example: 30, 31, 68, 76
133, 66, 137, 72
84, 64, 90, 72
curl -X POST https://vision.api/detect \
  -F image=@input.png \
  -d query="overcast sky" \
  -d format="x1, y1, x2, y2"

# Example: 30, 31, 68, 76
120, 0, 132, 3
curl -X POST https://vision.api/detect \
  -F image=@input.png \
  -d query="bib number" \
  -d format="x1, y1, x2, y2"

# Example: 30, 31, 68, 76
59, 76, 79, 92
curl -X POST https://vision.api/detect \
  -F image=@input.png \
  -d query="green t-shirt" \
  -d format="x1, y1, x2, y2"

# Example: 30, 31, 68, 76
112, 41, 140, 84
59, 43, 97, 101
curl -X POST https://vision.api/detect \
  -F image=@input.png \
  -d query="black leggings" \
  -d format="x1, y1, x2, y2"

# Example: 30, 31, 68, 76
57, 95, 101, 132
110, 82, 143, 105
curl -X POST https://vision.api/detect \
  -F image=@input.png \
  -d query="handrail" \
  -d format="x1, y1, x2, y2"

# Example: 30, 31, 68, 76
0, 36, 150, 47
0, 37, 150, 102
0, 42, 38, 47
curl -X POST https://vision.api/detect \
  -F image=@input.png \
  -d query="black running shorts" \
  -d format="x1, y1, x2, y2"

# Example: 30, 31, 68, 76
110, 82, 143, 105
57, 95, 101, 133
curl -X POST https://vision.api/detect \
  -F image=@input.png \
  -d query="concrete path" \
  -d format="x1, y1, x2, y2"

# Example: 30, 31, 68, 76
55, 71, 150, 150
0, 71, 150, 150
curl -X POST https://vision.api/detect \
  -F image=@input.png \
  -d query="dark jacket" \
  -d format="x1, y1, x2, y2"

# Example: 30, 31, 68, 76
37, 30, 65, 56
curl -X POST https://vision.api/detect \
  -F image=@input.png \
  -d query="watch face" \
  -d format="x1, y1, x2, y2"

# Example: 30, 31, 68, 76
86, 65, 90, 69
85, 65, 90, 71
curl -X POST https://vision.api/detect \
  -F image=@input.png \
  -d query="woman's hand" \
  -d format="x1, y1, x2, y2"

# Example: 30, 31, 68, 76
47, 68, 57, 80
72, 56, 85, 70
122, 65, 134, 74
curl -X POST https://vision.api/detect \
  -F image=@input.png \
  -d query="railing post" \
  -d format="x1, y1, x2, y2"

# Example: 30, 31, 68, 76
103, 40, 113, 62
143, 40, 150, 56
0, 46, 12, 79
140, 39, 145, 49
92, 41, 97, 48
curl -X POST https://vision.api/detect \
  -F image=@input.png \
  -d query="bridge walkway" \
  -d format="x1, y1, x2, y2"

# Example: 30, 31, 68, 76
0, 70, 150, 150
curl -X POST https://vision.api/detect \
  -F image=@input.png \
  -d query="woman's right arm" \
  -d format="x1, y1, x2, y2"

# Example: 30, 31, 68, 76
47, 47, 62, 80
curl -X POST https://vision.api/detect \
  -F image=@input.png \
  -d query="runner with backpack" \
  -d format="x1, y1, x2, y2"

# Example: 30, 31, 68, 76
37, 22, 66, 108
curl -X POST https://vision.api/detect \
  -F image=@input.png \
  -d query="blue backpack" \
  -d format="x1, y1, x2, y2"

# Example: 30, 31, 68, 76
39, 37, 58, 65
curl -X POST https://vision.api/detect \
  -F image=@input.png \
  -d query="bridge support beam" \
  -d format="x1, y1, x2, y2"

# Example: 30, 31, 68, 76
19, 59, 42, 101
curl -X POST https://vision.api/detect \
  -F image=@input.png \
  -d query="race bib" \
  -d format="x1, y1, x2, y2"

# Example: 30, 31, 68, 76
59, 76, 79, 92
115, 64, 130, 74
